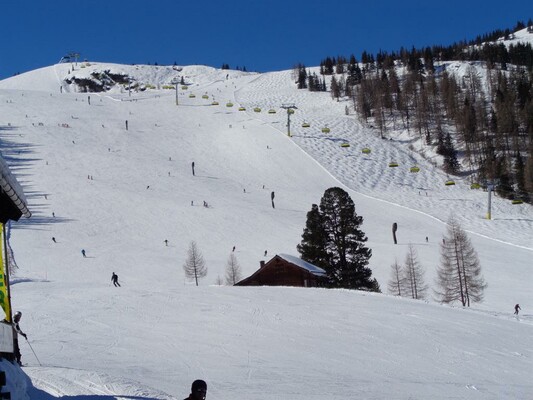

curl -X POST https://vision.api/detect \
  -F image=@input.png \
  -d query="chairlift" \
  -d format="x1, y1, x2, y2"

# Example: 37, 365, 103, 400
181, 85, 188, 90
511, 199, 524, 205
302, 122, 310, 128
211, 101, 219, 106
361, 148, 371, 154
189, 93, 196, 98
321, 127, 330, 133
268, 109, 277, 114
226, 102, 234, 107
470, 183, 481, 189
340, 143, 350, 148
410, 166, 420, 173
254, 107, 262, 113
288, 108, 295, 114
202, 94, 209, 99
389, 162, 399, 167
445, 179, 456, 186
238, 107, 246, 111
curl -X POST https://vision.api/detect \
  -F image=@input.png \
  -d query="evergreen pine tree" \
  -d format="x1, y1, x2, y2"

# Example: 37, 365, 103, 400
298, 187, 377, 291
296, 204, 329, 267
330, 76, 341, 99
296, 64, 308, 89
442, 132, 460, 174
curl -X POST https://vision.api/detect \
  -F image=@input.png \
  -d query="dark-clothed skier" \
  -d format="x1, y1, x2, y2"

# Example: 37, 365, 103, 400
111, 272, 121, 287
514, 304, 521, 315
13, 311, 27, 365
184, 379, 207, 400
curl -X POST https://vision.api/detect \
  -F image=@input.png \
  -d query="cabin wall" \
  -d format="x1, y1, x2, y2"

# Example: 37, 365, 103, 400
240, 258, 321, 287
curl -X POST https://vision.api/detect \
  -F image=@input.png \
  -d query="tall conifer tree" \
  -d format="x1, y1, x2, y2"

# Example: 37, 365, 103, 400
298, 187, 378, 291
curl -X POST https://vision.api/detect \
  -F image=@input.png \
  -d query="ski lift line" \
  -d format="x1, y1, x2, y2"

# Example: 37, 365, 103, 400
236, 106, 531, 251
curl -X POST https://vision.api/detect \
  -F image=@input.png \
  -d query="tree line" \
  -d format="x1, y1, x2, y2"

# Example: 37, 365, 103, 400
297, 188, 486, 306
293, 22, 533, 203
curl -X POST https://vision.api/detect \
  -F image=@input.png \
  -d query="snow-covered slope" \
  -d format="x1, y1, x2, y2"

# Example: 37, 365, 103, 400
0, 61, 531, 399
499, 26, 533, 47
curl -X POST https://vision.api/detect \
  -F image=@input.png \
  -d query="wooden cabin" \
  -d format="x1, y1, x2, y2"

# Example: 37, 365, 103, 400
235, 254, 326, 287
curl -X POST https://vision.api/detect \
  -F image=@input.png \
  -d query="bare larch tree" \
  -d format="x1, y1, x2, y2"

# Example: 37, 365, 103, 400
402, 243, 428, 300
183, 241, 207, 286
387, 258, 405, 296
224, 253, 242, 285
435, 217, 487, 306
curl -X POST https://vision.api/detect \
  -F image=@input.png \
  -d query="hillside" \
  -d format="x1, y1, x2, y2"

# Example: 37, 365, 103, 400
306, 26, 533, 205
0, 59, 531, 399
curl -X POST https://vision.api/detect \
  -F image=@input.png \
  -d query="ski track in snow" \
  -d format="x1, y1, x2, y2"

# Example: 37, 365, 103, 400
26, 366, 175, 399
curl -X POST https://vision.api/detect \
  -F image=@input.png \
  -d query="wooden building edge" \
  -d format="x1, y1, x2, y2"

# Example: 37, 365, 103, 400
235, 254, 327, 288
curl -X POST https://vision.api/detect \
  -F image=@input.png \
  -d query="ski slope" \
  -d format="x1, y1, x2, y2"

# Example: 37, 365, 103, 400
0, 60, 531, 399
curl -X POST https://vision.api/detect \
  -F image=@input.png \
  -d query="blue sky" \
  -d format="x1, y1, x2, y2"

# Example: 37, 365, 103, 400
1, 0, 531, 78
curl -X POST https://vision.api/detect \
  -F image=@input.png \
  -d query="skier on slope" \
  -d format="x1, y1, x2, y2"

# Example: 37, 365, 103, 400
184, 379, 207, 400
111, 272, 121, 287
13, 311, 27, 365
514, 304, 521, 315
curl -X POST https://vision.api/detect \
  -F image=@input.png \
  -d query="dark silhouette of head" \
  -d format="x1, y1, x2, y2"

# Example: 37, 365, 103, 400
190, 379, 207, 400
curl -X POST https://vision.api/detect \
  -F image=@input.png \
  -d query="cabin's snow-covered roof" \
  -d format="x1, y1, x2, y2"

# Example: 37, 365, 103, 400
278, 254, 326, 276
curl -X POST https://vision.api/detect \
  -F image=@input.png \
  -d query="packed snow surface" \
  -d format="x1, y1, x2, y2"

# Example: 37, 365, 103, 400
0, 58, 531, 399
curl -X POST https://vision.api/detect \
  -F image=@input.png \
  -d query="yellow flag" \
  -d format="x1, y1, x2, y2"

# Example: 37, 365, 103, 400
0, 223, 11, 321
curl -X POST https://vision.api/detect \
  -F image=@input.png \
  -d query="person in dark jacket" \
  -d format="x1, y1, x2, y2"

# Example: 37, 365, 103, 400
184, 379, 207, 400
514, 304, 521, 315
13, 311, 27, 365
111, 272, 121, 287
